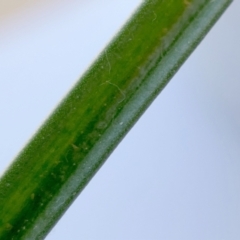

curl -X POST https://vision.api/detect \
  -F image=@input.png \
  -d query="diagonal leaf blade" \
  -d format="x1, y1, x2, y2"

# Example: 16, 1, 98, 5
0, 0, 232, 239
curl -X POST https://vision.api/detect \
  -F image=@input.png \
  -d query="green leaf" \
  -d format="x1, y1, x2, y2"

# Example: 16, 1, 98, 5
0, 0, 232, 239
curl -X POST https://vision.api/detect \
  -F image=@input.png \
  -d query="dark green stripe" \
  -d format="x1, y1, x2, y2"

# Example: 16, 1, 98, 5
0, 0, 232, 239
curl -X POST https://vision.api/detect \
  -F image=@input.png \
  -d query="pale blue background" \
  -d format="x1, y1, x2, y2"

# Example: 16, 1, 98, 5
0, 1, 240, 239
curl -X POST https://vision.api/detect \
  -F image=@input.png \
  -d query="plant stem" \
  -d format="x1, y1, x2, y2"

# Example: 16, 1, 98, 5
0, 0, 232, 239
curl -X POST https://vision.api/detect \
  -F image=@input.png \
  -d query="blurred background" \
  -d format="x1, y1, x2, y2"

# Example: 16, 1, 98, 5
0, 1, 240, 239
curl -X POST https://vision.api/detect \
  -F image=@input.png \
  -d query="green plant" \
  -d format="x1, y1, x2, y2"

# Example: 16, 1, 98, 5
0, 0, 232, 239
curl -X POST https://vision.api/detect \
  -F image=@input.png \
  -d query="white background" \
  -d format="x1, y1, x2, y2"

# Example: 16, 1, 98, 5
0, 1, 240, 239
